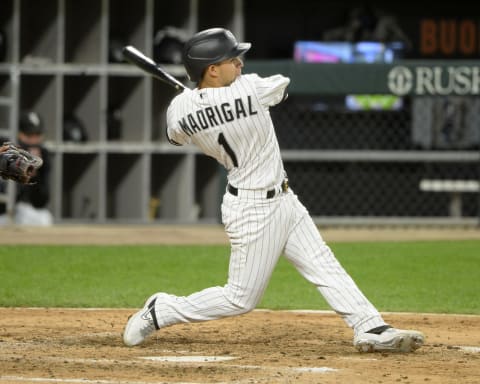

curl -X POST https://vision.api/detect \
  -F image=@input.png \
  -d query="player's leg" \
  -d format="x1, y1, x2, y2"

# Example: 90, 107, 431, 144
282, 191, 424, 352
124, 195, 288, 346
282, 192, 386, 334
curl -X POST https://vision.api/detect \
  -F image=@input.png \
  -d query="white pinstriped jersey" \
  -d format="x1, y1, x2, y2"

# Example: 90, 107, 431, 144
150, 73, 388, 338
166, 73, 290, 190
124, 27, 410, 349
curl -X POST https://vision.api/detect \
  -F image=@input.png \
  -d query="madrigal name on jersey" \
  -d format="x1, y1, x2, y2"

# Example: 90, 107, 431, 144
178, 96, 257, 136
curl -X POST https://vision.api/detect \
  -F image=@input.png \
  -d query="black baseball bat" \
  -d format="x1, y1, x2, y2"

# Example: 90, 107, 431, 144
122, 45, 188, 91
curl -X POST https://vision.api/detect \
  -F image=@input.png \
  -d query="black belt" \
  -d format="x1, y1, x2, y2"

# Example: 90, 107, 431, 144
228, 179, 289, 199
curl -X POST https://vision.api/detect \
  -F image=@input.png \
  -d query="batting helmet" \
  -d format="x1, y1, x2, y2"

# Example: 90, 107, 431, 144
182, 28, 251, 82
19, 111, 43, 135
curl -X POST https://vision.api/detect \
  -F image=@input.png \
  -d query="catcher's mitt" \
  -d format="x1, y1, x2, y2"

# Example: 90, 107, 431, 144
0, 142, 43, 184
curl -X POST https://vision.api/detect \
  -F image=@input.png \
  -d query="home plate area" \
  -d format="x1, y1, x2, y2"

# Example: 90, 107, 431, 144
0, 308, 479, 384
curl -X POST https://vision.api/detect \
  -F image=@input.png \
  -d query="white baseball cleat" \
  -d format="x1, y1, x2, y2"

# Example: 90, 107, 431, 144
354, 326, 425, 353
123, 297, 160, 346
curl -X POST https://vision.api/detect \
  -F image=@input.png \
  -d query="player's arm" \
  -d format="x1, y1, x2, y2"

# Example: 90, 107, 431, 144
166, 129, 182, 146
165, 100, 190, 146
249, 74, 290, 107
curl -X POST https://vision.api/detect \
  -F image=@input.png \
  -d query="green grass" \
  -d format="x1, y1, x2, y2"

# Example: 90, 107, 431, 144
0, 241, 478, 314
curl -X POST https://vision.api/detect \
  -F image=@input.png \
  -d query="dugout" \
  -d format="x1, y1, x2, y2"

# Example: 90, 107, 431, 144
0, 0, 479, 226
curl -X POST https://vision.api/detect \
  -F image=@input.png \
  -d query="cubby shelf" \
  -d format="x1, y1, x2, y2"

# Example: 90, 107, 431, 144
0, 0, 241, 223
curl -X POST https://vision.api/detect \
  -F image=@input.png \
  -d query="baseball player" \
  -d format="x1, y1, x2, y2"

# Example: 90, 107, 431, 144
123, 28, 424, 353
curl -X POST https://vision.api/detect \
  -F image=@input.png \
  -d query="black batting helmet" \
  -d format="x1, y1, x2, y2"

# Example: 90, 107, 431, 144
182, 28, 251, 82
19, 111, 44, 135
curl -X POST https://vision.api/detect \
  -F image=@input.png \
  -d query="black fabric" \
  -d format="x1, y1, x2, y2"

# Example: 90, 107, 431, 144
16, 146, 51, 208
227, 184, 275, 199
227, 180, 289, 199
148, 298, 160, 330
366, 325, 392, 335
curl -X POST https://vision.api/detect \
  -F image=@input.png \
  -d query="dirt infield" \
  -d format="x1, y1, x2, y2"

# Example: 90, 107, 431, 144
1, 225, 479, 383
0, 308, 479, 384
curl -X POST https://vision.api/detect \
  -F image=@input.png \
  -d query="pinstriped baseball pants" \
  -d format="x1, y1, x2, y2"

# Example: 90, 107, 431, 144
153, 189, 386, 335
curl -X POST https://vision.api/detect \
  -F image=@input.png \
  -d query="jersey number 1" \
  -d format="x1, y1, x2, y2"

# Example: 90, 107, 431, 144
218, 133, 238, 167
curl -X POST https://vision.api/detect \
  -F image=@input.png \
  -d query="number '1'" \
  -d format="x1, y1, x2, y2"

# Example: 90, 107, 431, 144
218, 133, 238, 167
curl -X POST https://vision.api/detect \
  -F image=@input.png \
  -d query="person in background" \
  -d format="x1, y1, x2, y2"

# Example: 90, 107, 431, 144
0, 111, 52, 226
323, 4, 412, 50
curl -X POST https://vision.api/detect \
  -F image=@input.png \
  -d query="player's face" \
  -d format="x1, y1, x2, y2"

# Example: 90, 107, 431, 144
18, 131, 44, 147
216, 57, 243, 86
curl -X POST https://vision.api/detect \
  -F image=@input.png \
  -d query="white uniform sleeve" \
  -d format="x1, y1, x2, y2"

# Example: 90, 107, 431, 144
249, 73, 290, 107
166, 97, 191, 146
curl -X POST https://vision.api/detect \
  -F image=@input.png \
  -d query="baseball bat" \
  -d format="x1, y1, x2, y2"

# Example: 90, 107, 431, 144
121, 45, 188, 91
